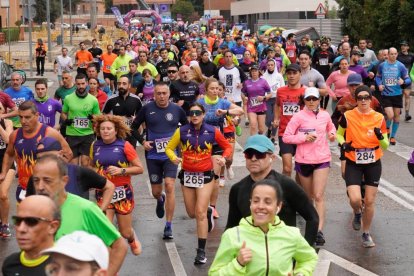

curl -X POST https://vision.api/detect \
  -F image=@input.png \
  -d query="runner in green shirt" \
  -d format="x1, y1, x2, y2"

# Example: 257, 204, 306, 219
110, 45, 132, 80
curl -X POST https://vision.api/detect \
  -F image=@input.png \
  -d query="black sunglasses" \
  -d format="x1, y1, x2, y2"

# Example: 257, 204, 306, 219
305, 97, 320, 102
244, 150, 269, 160
356, 95, 371, 101
167, 70, 177, 74
189, 110, 203, 117
12, 216, 52, 227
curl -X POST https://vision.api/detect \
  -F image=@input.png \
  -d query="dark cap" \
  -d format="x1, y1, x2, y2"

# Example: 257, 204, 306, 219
347, 74, 362, 85
400, 40, 409, 46
351, 50, 364, 57
249, 64, 259, 71
286, 63, 301, 72
36, 137, 62, 154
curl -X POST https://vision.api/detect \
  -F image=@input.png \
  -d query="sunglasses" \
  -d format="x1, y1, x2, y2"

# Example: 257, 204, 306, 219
305, 97, 319, 102
244, 150, 269, 160
12, 216, 52, 227
189, 110, 203, 117
356, 95, 371, 101
167, 70, 177, 74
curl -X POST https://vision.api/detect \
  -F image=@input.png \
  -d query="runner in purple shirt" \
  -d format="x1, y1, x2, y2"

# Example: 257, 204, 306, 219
241, 65, 271, 135
33, 79, 62, 128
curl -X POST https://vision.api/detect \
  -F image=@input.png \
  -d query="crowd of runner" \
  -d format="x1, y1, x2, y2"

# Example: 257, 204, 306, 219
0, 25, 414, 276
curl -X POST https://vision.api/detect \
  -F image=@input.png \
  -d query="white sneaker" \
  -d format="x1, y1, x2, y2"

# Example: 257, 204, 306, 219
219, 176, 225, 187
226, 166, 235, 180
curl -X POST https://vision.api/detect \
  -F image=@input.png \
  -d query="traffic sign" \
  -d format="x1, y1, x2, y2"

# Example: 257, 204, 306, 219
315, 3, 327, 16
317, 14, 325, 19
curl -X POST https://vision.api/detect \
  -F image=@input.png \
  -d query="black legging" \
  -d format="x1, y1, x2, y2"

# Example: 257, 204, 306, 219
36, 57, 45, 75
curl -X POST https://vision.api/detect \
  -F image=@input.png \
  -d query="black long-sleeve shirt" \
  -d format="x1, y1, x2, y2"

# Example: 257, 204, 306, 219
226, 170, 319, 246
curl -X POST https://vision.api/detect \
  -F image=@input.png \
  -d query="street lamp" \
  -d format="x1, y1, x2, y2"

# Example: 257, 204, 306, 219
60, 0, 64, 47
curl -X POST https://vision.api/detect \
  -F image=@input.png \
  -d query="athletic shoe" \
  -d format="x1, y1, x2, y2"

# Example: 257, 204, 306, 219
271, 138, 277, 145
266, 129, 271, 138
207, 206, 214, 232
315, 231, 325, 246
405, 114, 412, 122
219, 176, 225, 187
390, 137, 396, 145
226, 166, 235, 180
235, 125, 242, 136
362, 232, 375, 248
352, 213, 362, 231
212, 207, 220, 219
156, 192, 166, 218
163, 225, 173, 240
244, 120, 249, 127
194, 248, 207, 264
129, 231, 142, 255
1, 224, 11, 238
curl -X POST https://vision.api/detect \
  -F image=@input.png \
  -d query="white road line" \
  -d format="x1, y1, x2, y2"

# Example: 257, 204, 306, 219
378, 187, 414, 211
315, 249, 379, 276
379, 178, 414, 204
386, 142, 413, 161
146, 180, 153, 197
165, 242, 187, 276
232, 141, 246, 167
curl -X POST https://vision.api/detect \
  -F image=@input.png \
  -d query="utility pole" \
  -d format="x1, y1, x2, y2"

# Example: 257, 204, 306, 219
90, 0, 97, 36
69, 0, 73, 45
60, 0, 64, 47
27, 0, 33, 76
46, 0, 52, 61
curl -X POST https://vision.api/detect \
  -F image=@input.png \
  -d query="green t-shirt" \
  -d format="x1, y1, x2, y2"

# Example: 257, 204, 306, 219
56, 193, 120, 246
62, 93, 100, 136
54, 85, 76, 102
137, 62, 159, 78
110, 55, 132, 79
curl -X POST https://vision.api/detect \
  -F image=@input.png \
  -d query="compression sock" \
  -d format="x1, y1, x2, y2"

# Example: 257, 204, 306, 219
386, 119, 392, 129
391, 122, 399, 138
166, 221, 172, 228
198, 238, 207, 250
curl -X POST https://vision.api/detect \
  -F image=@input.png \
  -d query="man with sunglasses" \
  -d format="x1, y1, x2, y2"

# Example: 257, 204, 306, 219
2, 195, 60, 275
225, 134, 319, 246
156, 48, 178, 82
165, 64, 180, 85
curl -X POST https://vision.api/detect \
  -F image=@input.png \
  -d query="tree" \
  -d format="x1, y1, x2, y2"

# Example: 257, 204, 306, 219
104, 0, 113, 14
33, 0, 60, 24
171, 0, 195, 21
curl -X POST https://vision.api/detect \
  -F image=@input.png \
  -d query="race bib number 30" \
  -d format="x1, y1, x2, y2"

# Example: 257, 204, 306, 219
355, 149, 375, 164
155, 138, 169, 153
73, 117, 89, 128
111, 186, 126, 203
282, 103, 300, 115
183, 172, 204, 188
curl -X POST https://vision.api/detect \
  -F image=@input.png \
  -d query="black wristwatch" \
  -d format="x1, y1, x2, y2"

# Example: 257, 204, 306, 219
121, 168, 126, 175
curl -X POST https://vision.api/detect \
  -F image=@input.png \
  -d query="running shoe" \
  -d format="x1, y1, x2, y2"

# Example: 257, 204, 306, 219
156, 192, 166, 218
244, 120, 250, 127
315, 231, 325, 246
235, 125, 242, 136
219, 176, 225, 187
194, 248, 207, 264
129, 231, 142, 255
212, 207, 220, 219
226, 166, 235, 180
405, 114, 412, 122
390, 137, 396, 145
163, 225, 173, 240
352, 213, 362, 231
207, 206, 214, 232
362, 232, 375, 248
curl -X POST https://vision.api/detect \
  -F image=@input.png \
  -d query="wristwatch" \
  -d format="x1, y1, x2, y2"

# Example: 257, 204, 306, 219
121, 168, 126, 175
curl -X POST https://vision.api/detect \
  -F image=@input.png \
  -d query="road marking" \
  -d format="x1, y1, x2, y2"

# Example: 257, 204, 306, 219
386, 142, 412, 161
47, 81, 54, 87
315, 249, 378, 276
146, 180, 153, 197
232, 141, 245, 167
165, 242, 187, 276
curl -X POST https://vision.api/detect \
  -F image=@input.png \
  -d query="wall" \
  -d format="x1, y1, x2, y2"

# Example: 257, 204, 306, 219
0, 0, 22, 29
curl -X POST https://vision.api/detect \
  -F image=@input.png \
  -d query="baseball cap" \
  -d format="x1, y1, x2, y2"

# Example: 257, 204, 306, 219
400, 40, 409, 46
347, 73, 362, 85
42, 231, 109, 269
244, 135, 275, 153
249, 64, 259, 71
286, 63, 301, 72
36, 137, 62, 154
267, 46, 275, 52
351, 50, 364, 57
304, 87, 320, 99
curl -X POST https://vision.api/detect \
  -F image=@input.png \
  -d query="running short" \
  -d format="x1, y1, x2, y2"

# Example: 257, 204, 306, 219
96, 184, 134, 215
224, 132, 235, 143
178, 170, 215, 187
212, 144, 224, 155
254, 111, 266, 115
103, 72, 116, 81
401, 83, 412, 90
265, 98, 276, 128
339, 146, 346, 161
381, 95, 403, 109
66, 134, 95, 158
408, 162, 414, 177
344, 159, 381, 187
146, 158, 178, 184
295, 162, 330, 177
278, 136, 296, 156
15, 185, 26, 203
235, 101, 242, 107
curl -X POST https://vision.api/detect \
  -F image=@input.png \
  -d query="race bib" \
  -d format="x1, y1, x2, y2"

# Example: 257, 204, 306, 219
384, 77, 397, 86
80, 62, 86, 68
287, 50, 295, 58
319, 58, 328, 66
19, 189, 26, 201
163, 76, 169, 82
105, 65, 111, 70
93, 58, 100, 63
299, 128, 316, 136
119, 66, 127, 72
111, 186, 126, 203
225, 87, 233, 94
282, 103, 300, 115
155, 137, 169, 153
250, 97, 262, 107
124, 117, 133, 127
0, 138, 6, 149
73, 117, 90, 128
183, 172, 204, 188
355, 148, 375, 164
236, 54, 243, 60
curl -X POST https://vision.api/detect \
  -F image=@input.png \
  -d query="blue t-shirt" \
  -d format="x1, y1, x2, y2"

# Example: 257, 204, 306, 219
197, 98, 231, 129
232, 45, 247, 64
376, 60, 411, 96
4, 86, 34, 127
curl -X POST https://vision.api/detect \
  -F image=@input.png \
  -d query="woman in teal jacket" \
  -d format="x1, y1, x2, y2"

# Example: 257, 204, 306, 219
209, 179, 317, 276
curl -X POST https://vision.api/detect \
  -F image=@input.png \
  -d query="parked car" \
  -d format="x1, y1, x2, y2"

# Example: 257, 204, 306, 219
74, 23, 88, 30
61, 23, 71, 29
0, 59, 26, 90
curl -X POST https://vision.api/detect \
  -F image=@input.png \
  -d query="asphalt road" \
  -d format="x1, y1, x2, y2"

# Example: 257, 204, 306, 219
0, 73, 413, 275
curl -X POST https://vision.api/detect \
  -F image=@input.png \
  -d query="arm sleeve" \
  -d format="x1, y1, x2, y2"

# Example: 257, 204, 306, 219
110, 59, 118, 76
379, 118, 389, 149
165, 128, 180, 161
225, 186, 242, 229
79, 167, 107, 190
215, 129, 232, 159
292, 230, 319, 276
336, 125, 346, 145
375, 63, 383, 86
124, 142, 138, 161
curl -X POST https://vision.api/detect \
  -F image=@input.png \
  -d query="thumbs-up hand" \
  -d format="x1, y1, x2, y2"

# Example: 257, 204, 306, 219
236, 241, 252, 267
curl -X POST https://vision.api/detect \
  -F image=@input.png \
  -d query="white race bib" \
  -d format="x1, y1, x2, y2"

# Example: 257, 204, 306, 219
154, 138, 169, 153
355, 148, 376, 164
236, 54, 243, 60
73, 117, 90, 128
225, 87, 233, 94
319, 58, 328, 66
163, 76, 169, 82
250, 97, 262, 107
183, 172, 204, 188
119, 66, 127, 72
384, 77, 397, 86
19, 189, 26, 201
124, 117, 133, 127
282, 103, 300, 115
111, 186, 126, 203
0, 138, 6, 149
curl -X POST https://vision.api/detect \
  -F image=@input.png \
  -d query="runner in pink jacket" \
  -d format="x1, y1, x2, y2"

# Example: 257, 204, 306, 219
282, 87, 336, 247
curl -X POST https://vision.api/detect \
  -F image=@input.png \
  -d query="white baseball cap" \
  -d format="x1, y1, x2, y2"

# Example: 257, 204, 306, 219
304, 87, 320, 99
41, 231, 109, 269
